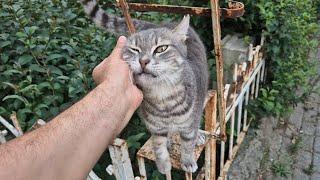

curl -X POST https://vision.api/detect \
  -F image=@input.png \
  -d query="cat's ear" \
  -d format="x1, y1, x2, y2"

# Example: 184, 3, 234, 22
172, 15, 190, 41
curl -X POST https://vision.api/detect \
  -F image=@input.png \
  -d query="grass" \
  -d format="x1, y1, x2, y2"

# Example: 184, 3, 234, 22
288, 136, 303, 154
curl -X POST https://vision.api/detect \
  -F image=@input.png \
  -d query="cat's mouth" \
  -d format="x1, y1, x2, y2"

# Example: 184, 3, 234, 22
137, 72, 157, 78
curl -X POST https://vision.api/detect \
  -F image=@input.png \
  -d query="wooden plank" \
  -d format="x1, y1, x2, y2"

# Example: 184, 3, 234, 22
205, 91, 217, 180
210, 0, 226, 142
109, 138, 135, 180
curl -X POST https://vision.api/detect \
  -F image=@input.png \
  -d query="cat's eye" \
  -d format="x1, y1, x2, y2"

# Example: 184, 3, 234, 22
154, 45, 168, 54
130, 47, 140, 53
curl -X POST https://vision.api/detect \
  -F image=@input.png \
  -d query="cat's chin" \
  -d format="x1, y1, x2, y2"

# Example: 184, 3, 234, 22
134, 73, 158, 86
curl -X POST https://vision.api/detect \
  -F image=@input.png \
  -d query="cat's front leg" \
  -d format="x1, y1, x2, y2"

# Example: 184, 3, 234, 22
152, 135, 172, 174
180, 129, 198, 173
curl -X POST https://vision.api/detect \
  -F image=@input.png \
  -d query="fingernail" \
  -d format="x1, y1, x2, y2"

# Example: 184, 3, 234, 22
118, 36, 127, 45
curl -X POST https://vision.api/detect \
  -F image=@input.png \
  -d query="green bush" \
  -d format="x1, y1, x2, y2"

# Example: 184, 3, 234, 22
254, 0, 319, 117
0, 0, 116, 129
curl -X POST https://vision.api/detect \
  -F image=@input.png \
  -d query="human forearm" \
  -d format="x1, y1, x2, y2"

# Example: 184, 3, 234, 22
0, 81, 136, 179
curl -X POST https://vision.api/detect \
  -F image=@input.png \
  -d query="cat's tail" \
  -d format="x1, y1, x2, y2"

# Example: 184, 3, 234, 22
80, 0, 154, 35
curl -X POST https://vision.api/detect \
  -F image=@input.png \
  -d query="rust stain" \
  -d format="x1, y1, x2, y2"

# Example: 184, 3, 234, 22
114, 1, 244, 18
137, 132, 209, 170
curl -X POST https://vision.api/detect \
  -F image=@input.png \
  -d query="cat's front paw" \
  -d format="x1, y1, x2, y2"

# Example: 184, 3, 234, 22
181, 156, 198, 173
156, 159, 172, 174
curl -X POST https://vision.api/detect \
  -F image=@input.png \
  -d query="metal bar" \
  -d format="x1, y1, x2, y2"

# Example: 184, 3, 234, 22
115, 1, 244, 18
0, 116, 21, 137
10, 112, 23, 135
255, 67, 261, 98
87, 171, 101, 180
137, 156, 147, 180
108, 138, 135, 180
117, 0, 136, 34
236, 97, 243, 143
166, 172, 172, 180
226, 59, 265, 121
250, 77, 255, 99
204, 91, 217, 180
0, 130, 8, 144
228, 111, 235, 160
220, 141, 225, 175
210, 0, 227, 142
185, 172, 192, 180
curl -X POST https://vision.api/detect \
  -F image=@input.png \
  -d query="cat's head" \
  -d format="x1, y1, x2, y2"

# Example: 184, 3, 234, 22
122, 15, 190, 87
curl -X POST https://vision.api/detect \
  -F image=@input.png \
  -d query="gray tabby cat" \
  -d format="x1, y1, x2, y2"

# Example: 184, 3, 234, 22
81, 0, 208, 174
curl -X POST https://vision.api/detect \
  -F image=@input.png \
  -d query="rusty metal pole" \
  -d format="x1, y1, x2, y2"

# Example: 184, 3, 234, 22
117, 0, 136, 34
210, 0, 226, 141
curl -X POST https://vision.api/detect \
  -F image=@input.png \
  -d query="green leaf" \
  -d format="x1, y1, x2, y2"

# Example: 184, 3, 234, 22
47, 53, 64, 61
25, 26, 38, 35
16, 32, 27, 38
126, 133, 146, 149
2, 95, 29, 105
48, 65, 63, 75
29, 64, 46, 73
0, 41, 10, 48
18, 55, 33, 65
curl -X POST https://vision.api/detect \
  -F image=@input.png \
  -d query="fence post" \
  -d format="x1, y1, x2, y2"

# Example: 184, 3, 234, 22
108, 138, 135, 180
205, 91, 217, 180
210, 0, 226, 142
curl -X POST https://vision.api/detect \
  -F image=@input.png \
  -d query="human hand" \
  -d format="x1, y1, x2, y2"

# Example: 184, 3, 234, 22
92, 36, 143, 133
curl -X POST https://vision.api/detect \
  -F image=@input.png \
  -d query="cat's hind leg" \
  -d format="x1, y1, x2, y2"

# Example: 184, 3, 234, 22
152, 135, 172, 174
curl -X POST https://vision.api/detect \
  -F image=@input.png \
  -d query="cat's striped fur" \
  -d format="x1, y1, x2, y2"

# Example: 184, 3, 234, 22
81, 0, 208, 174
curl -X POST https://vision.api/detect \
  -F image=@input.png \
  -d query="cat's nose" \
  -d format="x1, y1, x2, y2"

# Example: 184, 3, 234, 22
139, 59, 150, 69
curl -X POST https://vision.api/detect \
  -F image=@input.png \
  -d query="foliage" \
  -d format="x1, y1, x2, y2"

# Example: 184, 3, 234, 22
271, 161, 291, 177
0, 0, 117, 129
252, 0, 319, 117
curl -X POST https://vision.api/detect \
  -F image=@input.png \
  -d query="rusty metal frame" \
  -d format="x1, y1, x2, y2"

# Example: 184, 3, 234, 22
115, 1, 244, 18
115, 0, 246, 179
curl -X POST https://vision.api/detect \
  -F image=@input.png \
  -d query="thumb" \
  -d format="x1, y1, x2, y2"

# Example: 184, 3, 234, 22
109, 36, 127, 59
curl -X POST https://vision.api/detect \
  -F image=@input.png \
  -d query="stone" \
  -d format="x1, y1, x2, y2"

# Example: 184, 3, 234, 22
311, 172, 320, 180
227, 131, 264, 179
315, 137, 320, 153
313, 153, 320, 173
301, 135, 315, 152
221, 34, 251, 84
304, 109, 318, 121
295, 151, 312, 169
301, 121, 316, 136
288, 103, 304, 128
292, 168, 310, 180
